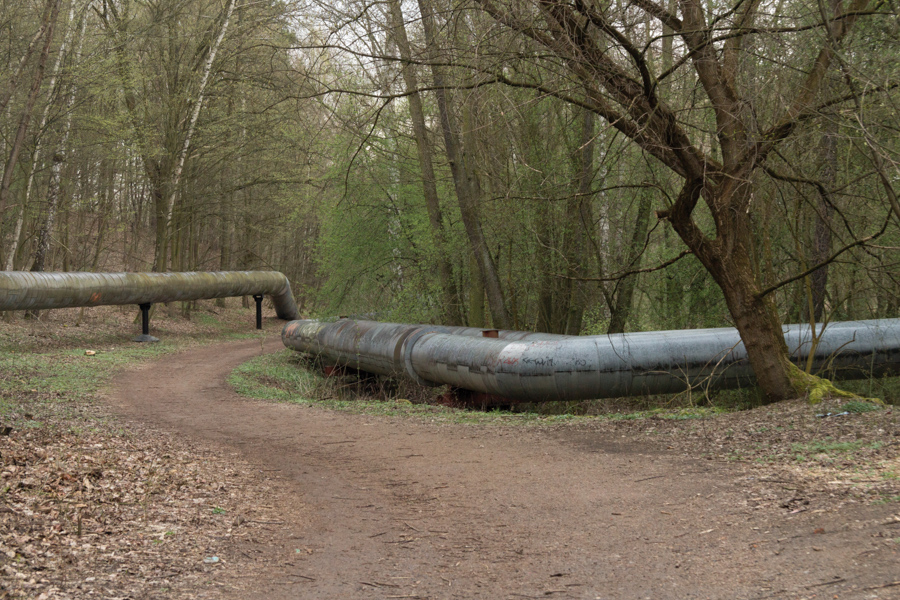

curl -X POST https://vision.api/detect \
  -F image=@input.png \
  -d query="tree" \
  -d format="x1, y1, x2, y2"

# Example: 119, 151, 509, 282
0, 0, 62, 268
417, 0, 513, 329
387, 0, 464, 325
469, 0, 894, 401
97, 0, 235, 273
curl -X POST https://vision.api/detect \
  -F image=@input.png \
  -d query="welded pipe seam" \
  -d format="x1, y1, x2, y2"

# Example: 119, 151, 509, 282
281, 318, 571, 380
405, 319, 900, 401
0, 271, 299, 320
283, 318, 900, 401
282, 319, 441, 378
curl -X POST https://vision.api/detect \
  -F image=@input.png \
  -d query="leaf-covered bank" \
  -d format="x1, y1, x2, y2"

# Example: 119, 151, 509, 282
0, 304, 287, 599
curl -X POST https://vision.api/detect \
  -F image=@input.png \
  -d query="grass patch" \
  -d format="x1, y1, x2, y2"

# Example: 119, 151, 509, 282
840, 400, 883, 414
230, 350, 561, 425
1, 343, 178, 398
0, 305, 268, 427
834, 374, 900, 405
229, 350, 742, 426
789, 438, 884, 462
229, 351, 318, 403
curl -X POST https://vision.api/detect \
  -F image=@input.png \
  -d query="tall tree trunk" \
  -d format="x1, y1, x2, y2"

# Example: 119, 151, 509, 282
418, 0, 510, 329
0, 0, 61, 266
5, 0, 85, 270
158, 0, 235, 273
387, 0, 462, 325
99, 0, 168, 271
0, 0, 59, 113
607, 191, 653, 334
90, 157, 114, 272
563, 107, 595, 335
668, 180, 798, 403
808, 119, 837, 322
31, 153, 64, 273
535, 208, 556, 332
32, 1, 87, 274
468, 251, 485, 327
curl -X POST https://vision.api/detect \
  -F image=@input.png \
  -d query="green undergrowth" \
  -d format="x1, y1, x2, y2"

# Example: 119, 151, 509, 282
229, 350, 549, 425
840, 399, 884, 413
1, 343, 179, 402
230, 348, 900, 426
0, 308, 266, 427
833, 375, 900, 405
229, 350, 744, 425
791, 438, 882, 459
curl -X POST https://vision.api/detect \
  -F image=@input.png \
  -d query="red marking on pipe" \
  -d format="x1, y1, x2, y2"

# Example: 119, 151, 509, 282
89, 292, 101, 304
482, 329, 499, 338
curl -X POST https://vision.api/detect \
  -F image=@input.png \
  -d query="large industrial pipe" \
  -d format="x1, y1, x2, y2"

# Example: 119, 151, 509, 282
283, 318, 900, 402
280, 319, 566, 380
0, 271, 299, 320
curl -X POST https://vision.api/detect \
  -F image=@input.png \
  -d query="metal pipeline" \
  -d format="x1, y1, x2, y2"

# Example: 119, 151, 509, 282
280, 320, 567, 379
283, 318, 900, 402
0, 271, 299, 320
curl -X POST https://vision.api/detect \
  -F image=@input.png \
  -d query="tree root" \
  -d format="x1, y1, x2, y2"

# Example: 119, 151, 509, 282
787, 363, 882, 404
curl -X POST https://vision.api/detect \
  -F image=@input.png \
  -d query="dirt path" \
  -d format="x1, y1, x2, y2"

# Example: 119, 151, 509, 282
109, 337, 899, 600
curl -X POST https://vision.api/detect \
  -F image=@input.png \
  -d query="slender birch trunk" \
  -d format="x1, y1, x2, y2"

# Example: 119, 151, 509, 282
156, 0, 236, 272
6, 0, 88, 271
418, 0, 510, 328
0, 0, 62, 266
387, 0, 463, 325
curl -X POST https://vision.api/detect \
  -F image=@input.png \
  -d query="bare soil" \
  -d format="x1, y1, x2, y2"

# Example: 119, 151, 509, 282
109, 337, 899, 600
2, 316, 899, 599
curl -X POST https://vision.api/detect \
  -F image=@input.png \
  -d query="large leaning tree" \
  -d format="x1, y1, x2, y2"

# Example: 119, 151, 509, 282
469, 0, 898, 402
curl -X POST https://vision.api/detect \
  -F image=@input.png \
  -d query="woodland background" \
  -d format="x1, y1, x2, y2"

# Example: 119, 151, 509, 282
1, 0, 898, 337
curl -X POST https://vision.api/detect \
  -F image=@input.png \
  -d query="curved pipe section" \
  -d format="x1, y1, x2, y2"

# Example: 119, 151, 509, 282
408, 320, 900, 401
0, 271, 299, 320
281, 318, 569, 380
283, 318, 900, 401
282, 319, 439, 378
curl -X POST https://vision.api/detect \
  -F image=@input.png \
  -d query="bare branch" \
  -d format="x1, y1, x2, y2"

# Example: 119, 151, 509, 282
755, 210, 894, 299
554, 249, 693, 282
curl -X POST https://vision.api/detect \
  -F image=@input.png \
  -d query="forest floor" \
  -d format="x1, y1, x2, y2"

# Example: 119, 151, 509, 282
1, 309, 899, 599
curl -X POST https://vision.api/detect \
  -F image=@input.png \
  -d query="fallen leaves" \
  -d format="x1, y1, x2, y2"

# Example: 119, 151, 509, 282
576, 397, 900, 511
0, 403, 288, 599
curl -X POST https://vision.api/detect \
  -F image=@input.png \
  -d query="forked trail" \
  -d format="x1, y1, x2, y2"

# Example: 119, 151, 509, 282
110, 336, 898, 599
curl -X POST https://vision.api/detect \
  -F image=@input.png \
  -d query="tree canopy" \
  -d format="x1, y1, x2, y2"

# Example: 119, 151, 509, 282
1, 0, 898, 400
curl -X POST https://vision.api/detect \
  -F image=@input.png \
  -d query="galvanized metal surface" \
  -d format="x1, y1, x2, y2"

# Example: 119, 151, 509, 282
283, 318, 900, 402
282, 319, 424, 377
279, 320, 565, 382
0, 271, 299, 320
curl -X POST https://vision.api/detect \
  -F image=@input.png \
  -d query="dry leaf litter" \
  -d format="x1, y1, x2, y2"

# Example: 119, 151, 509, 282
1, 304, 291, 599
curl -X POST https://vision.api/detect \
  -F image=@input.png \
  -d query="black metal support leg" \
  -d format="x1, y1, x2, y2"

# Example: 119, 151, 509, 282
133, 303, 160, 343
253, 294, 264, 330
